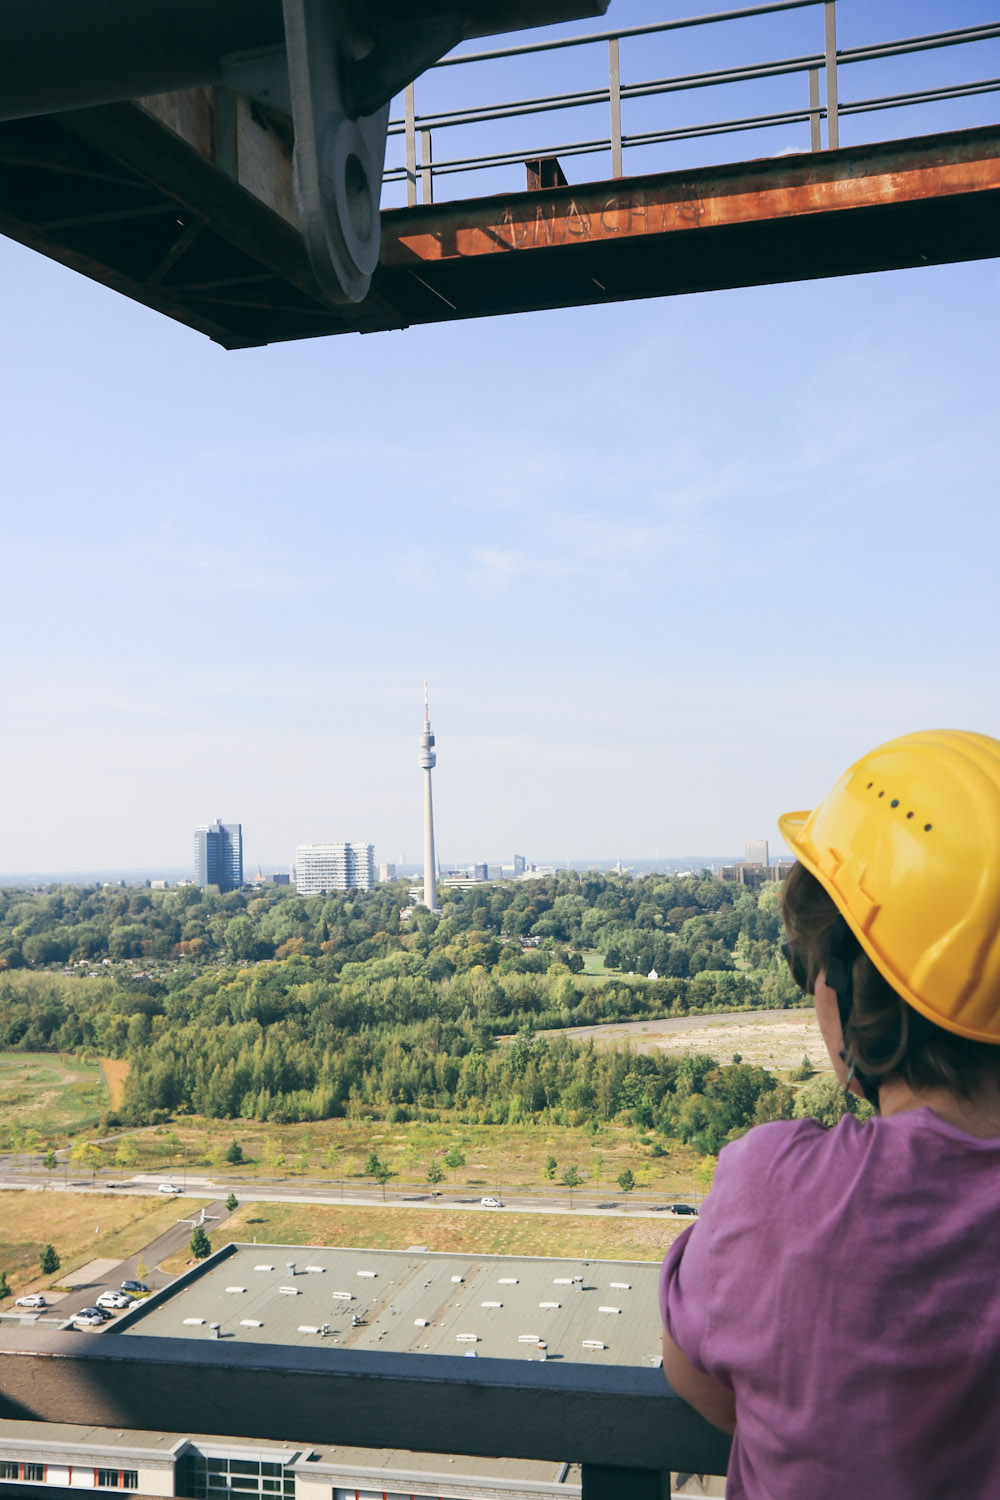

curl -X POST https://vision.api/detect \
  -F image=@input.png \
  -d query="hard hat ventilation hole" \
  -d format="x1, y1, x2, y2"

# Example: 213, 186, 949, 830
866, 782, 874, 789
878, 791, 885, 798
924, 824, 933, 832
890, 799, 900, 808
906, 812, 914, 820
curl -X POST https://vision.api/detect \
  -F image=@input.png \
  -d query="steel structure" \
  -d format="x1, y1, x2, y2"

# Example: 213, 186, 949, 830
0, 1, 998, 345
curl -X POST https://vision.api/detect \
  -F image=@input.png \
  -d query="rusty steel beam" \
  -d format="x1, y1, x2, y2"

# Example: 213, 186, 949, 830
378, 124, 1000, 323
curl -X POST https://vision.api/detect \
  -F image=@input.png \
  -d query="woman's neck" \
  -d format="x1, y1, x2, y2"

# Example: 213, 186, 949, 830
878, 1074, 1000, 1139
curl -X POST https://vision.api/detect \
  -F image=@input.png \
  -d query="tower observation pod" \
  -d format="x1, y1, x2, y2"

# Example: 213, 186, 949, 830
420, 684, 439, 913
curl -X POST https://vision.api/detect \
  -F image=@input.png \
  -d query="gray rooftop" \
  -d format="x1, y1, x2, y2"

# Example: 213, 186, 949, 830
119, 1244, 662, 1369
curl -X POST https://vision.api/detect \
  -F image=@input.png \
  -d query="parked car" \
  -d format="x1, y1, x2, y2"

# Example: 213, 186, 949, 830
670, 1203, 699, 1216
157, 1182, 181, 1195
15, 1294, 47, 1309
480, 1197, 503, 1209
96, 1291, 130, 1310
121, 1280, 149, 1294
72, 1311, 105, 1328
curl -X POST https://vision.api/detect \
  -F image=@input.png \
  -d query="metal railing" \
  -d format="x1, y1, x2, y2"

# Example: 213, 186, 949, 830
385, 0, 1000, 205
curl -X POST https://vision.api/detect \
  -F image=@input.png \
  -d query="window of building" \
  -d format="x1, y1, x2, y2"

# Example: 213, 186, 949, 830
23, 1464, 45, 1482
96, 1469, 138, 1489
178, 1454, 294, 1500
0, 1462, 20, 1480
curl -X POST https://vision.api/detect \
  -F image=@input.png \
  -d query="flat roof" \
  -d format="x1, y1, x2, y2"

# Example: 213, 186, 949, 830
119, 1244, 662, 1369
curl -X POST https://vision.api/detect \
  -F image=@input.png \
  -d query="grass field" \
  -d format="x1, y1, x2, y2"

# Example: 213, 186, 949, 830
159, 1199, 688, 1275
0, 1053, 109, 1146
0, 1191, 213, 1300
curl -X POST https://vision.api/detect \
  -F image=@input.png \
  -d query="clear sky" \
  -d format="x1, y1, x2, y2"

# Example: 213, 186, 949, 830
2, 0, 998, 875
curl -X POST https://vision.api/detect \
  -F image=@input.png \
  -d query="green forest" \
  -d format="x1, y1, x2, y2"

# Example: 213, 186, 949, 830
0, 872, 824, 1154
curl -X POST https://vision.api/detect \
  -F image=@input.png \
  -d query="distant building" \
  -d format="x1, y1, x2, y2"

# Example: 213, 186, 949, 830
194, 820, 243, 892
716, 861, 794, 887
513, 854, 526, 877
150, 880, 168, 890
271, 872, 290, 886
487, 864, 502, 881
473, 863, 488, 881
295, 843, 375, 895
745, 839, 769, 867
378, 862, 397, 882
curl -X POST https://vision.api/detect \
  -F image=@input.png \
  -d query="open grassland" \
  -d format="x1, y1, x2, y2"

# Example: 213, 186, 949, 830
0, 1191, 213, 1300
163, 1200, 688, 1273
0, 1052, 109, 1146
95, 1117, 712, 1201
547, 1009, 826, 1074
99, 1057, 129, 1110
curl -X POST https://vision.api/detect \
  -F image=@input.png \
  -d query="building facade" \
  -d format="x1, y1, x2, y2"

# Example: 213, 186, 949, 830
294, 843, 375, 895
194, 822, 243, 892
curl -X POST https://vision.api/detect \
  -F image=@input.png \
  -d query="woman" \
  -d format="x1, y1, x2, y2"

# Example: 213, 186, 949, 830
659, 729, 1000, 1497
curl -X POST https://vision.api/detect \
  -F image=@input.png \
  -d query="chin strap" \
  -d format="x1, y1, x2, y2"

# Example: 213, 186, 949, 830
826, 915, 882, 1112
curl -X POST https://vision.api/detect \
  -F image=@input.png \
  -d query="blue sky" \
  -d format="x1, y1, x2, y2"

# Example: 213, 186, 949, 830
2, 0, 998, 874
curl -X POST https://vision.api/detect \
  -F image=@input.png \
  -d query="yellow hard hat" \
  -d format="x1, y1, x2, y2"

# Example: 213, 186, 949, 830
778, 730, 1000, 1044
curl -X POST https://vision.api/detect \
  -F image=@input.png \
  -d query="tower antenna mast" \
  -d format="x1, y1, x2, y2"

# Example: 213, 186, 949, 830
419, 684, 439, 912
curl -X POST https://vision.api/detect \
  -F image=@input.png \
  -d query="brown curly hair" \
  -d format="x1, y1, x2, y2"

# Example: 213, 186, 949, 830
781, 862, 1000, 1099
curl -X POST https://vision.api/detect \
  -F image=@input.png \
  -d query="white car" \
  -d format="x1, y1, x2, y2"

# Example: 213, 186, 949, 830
15, 1294, 46, 1309
72, 1311, 105, 1328
96, 1291, 130, 1310
157, 1182, 181, 1195
480, 1197, 503, 1209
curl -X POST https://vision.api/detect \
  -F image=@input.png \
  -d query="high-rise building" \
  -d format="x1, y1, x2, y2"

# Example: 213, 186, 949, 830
295, 842, 375, 894
194, 820, 243, 891
419, 683, 439, 912
378, 862, 397, 882
513, 854, 526, 878
745, 839, 769, 868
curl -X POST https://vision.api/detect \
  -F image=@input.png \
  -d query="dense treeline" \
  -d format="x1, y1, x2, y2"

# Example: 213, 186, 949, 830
0, 873, 806, 1152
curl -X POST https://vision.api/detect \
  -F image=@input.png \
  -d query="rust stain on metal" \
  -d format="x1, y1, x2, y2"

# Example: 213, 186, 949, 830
384, 136, 1000, 267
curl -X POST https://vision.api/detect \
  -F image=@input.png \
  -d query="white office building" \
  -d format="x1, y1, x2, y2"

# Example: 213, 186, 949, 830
294, 843, 375, 894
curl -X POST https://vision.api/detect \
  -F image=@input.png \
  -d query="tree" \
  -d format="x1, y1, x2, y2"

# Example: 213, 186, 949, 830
115, 1138, 139, 1169
43, 1149, 58, 1184
617, 1168, 635, 1193
373, 1162, 395, 1200
39, 1244, 60, 1275
561, 1166, 584, 1206
225, 1193, 238, 1213
544, 1155, 557, 1180
427, 1160, 444, 1185
0, 1271, 10, 1300
364, 1150, 381, 1178
225, 1140, 244, 1165
443, 1146, 465, 1170
793, 1074, 865, 1128
189, 1226, 212, 1259
136, 1258, 149, 1283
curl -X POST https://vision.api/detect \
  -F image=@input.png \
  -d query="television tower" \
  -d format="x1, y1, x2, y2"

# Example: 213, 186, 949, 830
419, 683, 439, 912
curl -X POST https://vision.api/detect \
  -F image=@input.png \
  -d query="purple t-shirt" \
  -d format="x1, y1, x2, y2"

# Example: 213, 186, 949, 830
660, 1108, 1000, 1498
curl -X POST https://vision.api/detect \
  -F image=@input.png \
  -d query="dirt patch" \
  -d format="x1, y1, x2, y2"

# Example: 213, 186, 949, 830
545, 1011, 829, 1074
100, 1058, 129, 1111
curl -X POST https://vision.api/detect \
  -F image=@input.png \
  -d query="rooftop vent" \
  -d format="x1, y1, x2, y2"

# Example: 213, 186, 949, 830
582, 1340, 605, 1350
254, 1265, 274, 1272
539, 1301, 560, 1309
240, 1320, 264, 1328
331, 1291, 354, 1301
518, 1334, 541, 1343
610, 1282, 631, 1290
553, 1278, 573, 1286
297, 1325, 321, 1334
304, 1266, 326, 1273
498, 1278, 518, 1285
481, 1301, 502, 1309
599, 1306, 622, 1315
225, 1287, 247, 1294
456, 1333, 478, 1343
414, 1318, 431, 1327
183, 1318, 205, 1326
357, 1271, 377, 1279
278, 1286, 301, 1296
450, 1275, 464, 1284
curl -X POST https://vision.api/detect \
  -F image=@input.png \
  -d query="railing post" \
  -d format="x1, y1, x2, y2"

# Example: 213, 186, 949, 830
581, 1466, 668, 1500
808, 67, 821, 151
420, 127, 433, 204
824, 0, 839, 149
404, 83, 417, 207
609, 36, 623, 179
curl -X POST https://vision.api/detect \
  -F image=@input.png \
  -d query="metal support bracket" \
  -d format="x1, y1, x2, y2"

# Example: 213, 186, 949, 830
281, 0, 465, 303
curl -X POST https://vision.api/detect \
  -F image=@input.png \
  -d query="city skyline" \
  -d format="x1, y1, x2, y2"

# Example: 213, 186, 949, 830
1, 0, 996, 875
